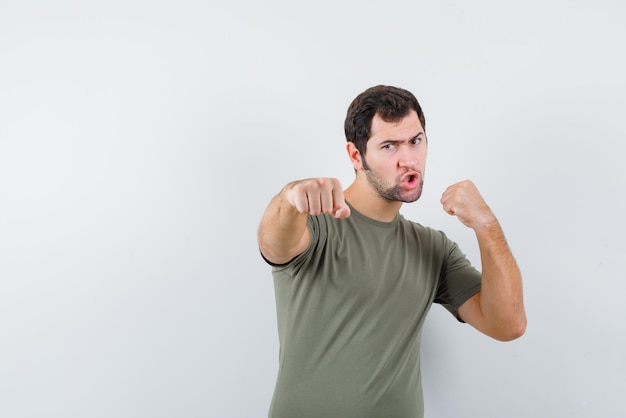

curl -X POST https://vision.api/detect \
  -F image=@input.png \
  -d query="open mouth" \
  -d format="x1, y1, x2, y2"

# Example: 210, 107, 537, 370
402, 174, 417, 186
402, 173, 419, 187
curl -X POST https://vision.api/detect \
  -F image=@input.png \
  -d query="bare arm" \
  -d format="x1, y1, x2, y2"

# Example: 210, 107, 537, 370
257, 178, 350, 265
441, 180, 527, 341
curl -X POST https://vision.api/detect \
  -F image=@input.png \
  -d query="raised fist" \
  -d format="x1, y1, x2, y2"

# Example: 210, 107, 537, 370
440, 180, 496, 230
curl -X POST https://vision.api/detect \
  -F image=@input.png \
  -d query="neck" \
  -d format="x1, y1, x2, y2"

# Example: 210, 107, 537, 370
344, 178, 403, 223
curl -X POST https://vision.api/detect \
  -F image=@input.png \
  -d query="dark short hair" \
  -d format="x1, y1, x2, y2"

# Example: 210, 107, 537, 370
344, 85, 426, 156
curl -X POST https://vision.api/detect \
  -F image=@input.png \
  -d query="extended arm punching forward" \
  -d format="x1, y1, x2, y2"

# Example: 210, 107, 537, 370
258, 178, 349, 265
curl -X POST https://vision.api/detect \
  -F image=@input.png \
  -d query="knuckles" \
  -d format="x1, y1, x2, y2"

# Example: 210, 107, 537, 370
286, 177, 344, 216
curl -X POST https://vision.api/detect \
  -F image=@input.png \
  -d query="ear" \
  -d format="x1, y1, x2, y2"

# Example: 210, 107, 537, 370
346, 142, 364, 171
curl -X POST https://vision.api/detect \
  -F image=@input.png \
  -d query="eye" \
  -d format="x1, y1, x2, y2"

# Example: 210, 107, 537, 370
411, 137, 421, 145
382, 143, 395, 150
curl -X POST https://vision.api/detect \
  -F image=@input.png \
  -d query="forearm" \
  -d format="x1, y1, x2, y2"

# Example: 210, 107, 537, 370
475, 218, 526, 339
258, 177, 349, 264
257, 190, 309, 264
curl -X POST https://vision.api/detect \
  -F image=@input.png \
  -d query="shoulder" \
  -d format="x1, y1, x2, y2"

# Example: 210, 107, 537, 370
398, 215, 449, 242
270, 214, 336, 271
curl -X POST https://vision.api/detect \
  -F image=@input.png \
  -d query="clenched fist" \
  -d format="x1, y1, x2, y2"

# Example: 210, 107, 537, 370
440, 180, 497, 230
283, 177, 351, 218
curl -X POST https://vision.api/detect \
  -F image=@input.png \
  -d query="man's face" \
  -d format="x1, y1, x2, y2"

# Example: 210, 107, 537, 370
361, 110, 427, 203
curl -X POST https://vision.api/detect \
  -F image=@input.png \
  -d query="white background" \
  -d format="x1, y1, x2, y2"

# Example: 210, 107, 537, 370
1, 1, 625, 417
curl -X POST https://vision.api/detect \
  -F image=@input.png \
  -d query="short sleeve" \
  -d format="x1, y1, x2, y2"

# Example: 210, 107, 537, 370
265, 215, 327, 275
434, 237, 482, 321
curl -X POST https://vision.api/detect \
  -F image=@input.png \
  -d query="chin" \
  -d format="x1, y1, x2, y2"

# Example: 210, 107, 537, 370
402, 187, 423, 203
403, 194, 422, 203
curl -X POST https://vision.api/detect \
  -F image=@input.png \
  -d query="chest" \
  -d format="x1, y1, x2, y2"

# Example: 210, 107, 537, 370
310, 221, 441, 312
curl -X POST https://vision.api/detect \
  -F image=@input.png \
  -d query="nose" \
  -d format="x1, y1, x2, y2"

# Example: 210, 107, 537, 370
397, 144, 417, 168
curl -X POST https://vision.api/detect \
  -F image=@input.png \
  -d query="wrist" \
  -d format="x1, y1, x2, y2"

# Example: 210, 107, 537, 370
472, 214, 500, 235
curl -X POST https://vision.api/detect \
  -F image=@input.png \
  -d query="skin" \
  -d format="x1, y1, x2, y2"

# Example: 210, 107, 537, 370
257, 110, 526, 341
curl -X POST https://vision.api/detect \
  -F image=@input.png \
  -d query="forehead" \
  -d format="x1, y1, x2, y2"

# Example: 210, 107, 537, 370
369, 110, 424, 142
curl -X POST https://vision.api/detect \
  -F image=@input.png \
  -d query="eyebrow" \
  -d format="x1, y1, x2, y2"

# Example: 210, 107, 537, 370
380, 133, 425, 144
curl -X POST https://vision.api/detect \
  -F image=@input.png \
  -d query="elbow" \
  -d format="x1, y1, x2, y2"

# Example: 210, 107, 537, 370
494, 315, 527, 342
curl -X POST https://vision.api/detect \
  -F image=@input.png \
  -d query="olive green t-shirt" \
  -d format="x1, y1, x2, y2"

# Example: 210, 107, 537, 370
267, 205, 481, 418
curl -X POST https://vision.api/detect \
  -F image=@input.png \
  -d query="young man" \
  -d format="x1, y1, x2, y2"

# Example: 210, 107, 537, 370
257, 85, 526, 418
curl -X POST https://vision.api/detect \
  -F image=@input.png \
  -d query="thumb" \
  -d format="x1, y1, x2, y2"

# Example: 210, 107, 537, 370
333, 204, 351, 219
